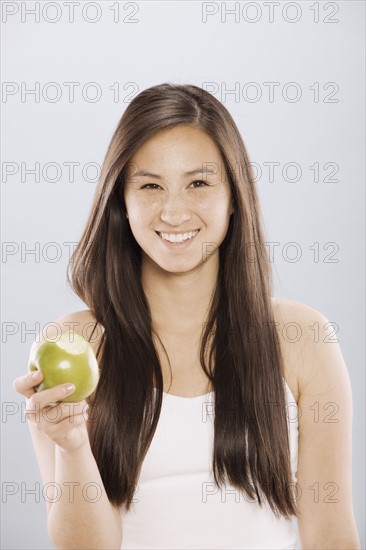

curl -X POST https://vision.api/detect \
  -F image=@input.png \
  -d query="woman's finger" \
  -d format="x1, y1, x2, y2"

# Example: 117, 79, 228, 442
25, 396, 88, 426
39, 409, 87, 437
12, 370, 44, 399
26, 381, 76, 409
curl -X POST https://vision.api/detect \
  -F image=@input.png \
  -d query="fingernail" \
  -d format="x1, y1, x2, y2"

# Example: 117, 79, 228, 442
32, 371, 40, 379
64, 384, 75, 394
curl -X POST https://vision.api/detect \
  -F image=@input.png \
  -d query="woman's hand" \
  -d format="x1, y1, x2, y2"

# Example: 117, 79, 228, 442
13, 370, 90, 454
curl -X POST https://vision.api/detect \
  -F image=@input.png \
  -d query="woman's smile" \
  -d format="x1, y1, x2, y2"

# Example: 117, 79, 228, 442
156, 229, 200, 247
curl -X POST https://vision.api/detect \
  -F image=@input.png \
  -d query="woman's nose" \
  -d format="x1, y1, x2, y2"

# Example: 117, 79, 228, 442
159, 192, 191, 224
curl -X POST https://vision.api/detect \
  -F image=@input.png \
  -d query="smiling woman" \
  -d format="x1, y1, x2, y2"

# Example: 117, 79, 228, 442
123, 124, 234, 277
13, 83, 360, 550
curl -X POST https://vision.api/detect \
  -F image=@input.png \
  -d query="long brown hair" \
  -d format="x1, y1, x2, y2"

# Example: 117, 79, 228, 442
67, 83, 298, 519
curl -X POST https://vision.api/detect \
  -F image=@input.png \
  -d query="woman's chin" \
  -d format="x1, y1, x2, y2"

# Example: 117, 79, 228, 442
141, 251, 203, 275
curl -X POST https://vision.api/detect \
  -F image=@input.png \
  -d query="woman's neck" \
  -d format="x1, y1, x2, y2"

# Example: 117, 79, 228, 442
141, 253, 219, 332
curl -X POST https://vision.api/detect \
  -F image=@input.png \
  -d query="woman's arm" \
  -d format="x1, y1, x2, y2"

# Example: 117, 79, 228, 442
14, 311, 122, 550
27, 415, 122, 549
291, 302, 360, 549
48, 439, 122, 550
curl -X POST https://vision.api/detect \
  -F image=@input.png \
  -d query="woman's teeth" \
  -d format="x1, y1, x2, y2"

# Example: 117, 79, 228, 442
157, 229, 199, 243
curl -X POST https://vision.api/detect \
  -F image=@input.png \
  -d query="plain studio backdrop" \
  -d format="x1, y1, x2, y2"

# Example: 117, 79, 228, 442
1, 1, 364, 548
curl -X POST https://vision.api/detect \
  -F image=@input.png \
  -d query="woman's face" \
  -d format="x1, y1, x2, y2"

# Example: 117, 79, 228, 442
124, 124, 234, 274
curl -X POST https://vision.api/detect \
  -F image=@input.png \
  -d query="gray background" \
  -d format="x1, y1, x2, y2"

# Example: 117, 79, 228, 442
1, 1, 364, 548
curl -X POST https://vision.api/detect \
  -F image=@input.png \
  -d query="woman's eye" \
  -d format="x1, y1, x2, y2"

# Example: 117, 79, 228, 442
141, 184, 160, 190
191, 180, 208, 188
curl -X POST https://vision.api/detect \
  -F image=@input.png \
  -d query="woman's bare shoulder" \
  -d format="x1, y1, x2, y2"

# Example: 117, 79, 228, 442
273, 299, 358, 547
272, 297, 322, 323
271, 297, 332, 402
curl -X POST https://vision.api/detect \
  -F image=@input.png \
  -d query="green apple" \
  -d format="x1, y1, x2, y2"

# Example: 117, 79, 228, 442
28, 330, 100, 403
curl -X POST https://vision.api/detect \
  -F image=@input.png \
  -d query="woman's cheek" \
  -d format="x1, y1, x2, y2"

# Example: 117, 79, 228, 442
129, 194, 161, 215
140, 196, 160, 212
192, 193, 222, 215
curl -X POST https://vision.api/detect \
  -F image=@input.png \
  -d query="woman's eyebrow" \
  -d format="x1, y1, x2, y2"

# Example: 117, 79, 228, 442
130, 167, 216, 179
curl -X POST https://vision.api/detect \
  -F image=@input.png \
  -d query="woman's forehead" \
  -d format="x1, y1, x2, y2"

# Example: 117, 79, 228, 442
133, 126, 220, 155
127, 129, 225, 173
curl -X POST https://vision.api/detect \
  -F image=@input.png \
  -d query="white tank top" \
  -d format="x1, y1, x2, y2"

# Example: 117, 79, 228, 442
120, 381, 299, 549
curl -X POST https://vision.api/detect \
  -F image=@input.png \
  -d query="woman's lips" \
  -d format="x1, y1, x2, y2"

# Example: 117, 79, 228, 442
155, 229, 200, 247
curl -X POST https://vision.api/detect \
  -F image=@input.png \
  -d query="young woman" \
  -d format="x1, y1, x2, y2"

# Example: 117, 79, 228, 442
13, 83, 360, 549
